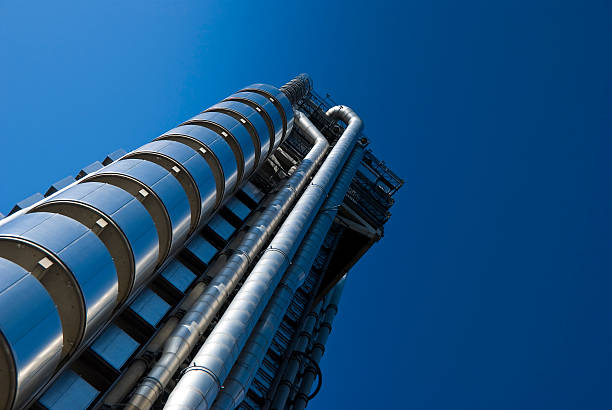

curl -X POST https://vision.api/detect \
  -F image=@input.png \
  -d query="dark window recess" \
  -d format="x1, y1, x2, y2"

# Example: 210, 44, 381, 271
201, 225, 228, 250
71, 348, 120, 392
116, 308, 156, 344
219, 206, 243, 229
246, 389, 266, 407
177, 248, 209, 277
150, 276, 184, 307
235, 189, 258, 210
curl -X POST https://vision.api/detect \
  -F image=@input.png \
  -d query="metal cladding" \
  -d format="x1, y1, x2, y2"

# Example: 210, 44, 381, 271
0, 258, 62, 410
164, 109, 363, 409
0, 74, 399, 410
125, 110, 328, 410
34, 181, 160, 303
0, 81, 292, 409
212, 143, 366, 409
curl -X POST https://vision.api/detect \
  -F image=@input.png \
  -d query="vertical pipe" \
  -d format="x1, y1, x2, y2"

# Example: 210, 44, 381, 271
125, 114, 328, 410
163, 108, 363, 409
212, 143, 365, 409
292, 277, 347, 410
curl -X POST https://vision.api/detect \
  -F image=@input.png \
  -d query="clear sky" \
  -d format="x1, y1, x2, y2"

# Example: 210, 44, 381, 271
1, 1, 611, 409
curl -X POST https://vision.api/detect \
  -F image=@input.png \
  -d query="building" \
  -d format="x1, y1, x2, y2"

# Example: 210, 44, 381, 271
0, 74, 402, 410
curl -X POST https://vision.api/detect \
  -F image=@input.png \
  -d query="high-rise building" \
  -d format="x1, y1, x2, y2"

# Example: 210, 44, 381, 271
0, 74, 402, 410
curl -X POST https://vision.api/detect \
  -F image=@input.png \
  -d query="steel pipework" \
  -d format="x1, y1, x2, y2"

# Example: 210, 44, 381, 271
0, 81, 294, 409
292, 277, 346, 410
212, 144, 366, 409
164, 108, 363, 409
125, 113, 327, 410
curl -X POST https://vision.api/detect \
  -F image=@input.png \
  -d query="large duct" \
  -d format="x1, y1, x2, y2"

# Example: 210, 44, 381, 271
163, 108, 363, 409
125, 111, 329, 410
0, 80, 294, 410
211, 138, 366, 409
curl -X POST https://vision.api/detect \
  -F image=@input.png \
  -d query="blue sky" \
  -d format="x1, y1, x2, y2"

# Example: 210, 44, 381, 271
1, 1, 612, 409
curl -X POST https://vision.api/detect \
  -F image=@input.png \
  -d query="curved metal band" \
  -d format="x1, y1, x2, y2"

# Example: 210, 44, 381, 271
204, 107, 262, 169
0, 237, 85, 359
240, 88, 288, 143
123, 151, 201, 233
82, 173, 172, 265
181, 365, 221, 389
0, 330, 16, 410
156, 135, 225, 209
223, 97, 275, 156
30, 201, 135, 307
180, 120, 245, 184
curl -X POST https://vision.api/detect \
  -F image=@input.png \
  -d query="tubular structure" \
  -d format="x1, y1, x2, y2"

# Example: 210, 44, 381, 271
0, 76, 299, 409
0, 72, 403, 410
163, 107, 363, 409
211, 133, 366, 409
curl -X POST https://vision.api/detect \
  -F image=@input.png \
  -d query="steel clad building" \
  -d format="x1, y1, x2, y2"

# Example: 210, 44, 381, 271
0, 74, 402, 410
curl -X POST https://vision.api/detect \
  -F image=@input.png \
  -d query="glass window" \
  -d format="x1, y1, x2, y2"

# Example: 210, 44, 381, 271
161, 260, 196, 291
90, 324, 139, 369
39, 370, 98, 410
241, 181, 264, 203
208, 214, 235, 240
187, 236, 218, 264
130, 288, 170, 326
226, 196, 251, 220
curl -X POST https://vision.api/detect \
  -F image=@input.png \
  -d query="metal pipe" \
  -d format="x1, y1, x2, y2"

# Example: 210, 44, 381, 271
125, 113, 329, 410
103, 281, 207, 406
212, 144, 365, 409
163, 108, 363, 409
270, 304, 321, 410
292, 277, 346, 410
0, 81, 294, 409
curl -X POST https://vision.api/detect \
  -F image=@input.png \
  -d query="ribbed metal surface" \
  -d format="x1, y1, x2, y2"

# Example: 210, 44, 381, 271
125, 110, 326, 410
0, 80, 290, 409
279, 74, 313, 106
212, 143, 365, 409
0, 258, 63, 410
164, 109, 362, 409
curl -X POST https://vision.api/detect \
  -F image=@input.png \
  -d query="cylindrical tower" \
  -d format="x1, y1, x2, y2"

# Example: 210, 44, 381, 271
0, 79, 295, 410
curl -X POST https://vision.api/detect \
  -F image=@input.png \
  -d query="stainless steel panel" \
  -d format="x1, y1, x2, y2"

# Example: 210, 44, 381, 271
188, 112, 256, 177
161, 260, 196, 292
206, 100, 269, 165
38, 369, 98, 410
132, 140, 217, 226
0, 212, 119, 347
126, 119, 330, 409
162, 125, 239, 194
186, 236, 218, 265
129, 288, 170, 327
40, 181, 159, 301
92, 158, 191, 255
215, 145, 365, 409
218, 99, 274, 161
0, 258, 63, 410
90, 324, 139, 370
225, 197, 251, 220
243, 83, 295, 139
230, 91, 284, 151
165, 108, 362, 409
